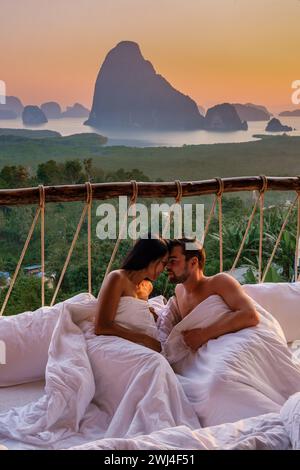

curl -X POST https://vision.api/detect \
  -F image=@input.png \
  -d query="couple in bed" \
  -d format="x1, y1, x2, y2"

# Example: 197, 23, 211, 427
2, 235, 300, 449
95, 235, 259, 354
93, 234, 300, 427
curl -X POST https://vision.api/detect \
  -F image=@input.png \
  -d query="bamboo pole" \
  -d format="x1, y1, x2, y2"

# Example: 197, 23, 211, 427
0, 176, 300, 205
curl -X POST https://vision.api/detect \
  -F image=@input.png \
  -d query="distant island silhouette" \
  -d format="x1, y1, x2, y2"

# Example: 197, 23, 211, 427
22, 105, 48, 125
204, 103, 247, 131
232, 103, 272, 121
265, 117, 293, 132
0, 41, 296, 134
279, 110, 300, 117
0, 97, 89, 122
85, 40, 206, 131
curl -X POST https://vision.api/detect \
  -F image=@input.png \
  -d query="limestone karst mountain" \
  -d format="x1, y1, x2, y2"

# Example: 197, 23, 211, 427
233, 103, 272, 121
85, 41, 205, 130
0, 96, 24, 119
22, 106, 48, 125
265, 118, 293, 132
204, 103, 248, 131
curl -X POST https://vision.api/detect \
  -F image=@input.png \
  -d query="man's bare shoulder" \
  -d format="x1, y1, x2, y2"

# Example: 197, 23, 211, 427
208, 272, 242, 293
175, 284, 184, 295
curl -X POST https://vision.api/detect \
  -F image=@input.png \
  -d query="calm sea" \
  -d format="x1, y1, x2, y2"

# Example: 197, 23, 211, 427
0, 116, 299, 147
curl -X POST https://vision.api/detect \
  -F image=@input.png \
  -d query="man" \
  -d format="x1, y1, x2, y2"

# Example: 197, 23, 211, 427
166, 237, 259, 352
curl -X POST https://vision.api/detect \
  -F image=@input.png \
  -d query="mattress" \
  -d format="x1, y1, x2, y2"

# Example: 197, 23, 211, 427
0, 343, 299, 415
0, 343, 299, 450
0, 380, 45, 414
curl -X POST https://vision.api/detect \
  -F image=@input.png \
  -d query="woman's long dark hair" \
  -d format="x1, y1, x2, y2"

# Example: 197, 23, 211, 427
121, 234, 169, 271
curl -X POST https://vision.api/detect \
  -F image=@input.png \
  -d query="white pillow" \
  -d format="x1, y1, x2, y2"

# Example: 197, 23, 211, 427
0, 293, 96, 387
242, 282, 300, 343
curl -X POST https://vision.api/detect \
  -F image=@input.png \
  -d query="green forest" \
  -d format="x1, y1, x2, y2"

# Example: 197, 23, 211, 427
0, 155, 299, 316
1, 132, 300, 182
1, 131, 300, 315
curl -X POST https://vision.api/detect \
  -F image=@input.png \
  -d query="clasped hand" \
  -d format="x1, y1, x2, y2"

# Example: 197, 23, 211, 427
182, 328, 208, 352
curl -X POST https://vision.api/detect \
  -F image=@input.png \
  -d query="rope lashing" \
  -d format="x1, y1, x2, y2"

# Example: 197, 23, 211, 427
103, 181, 138, 283
86, 182, 93, 294
200, 178, 223, 251
262, 192, 300, 283
215, 177, 224, 273
0, 189, 43, 316
258, 175, 268, 283
162, 180, 183, 237
175, 179, 183, 203
50, 182, 93, 306
200, 197, 218, 246
129, 180, 138, 244
296, 196, 300, 281
296, 176, 300, 281
2, 175, 300, 316
162, 180, 183, 296
39, 185, 45, 306
229, 191, 261, 273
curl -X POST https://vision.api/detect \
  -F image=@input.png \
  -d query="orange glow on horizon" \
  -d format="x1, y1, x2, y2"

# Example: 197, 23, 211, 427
0, 0, 299, 114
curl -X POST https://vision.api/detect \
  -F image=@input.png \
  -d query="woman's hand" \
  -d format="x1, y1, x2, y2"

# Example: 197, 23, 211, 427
140, 335, 162, 353
149, 306, 158, 322
136, 280, 153, 300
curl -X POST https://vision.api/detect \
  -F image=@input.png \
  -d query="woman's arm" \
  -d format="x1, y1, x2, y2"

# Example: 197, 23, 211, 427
95, 272, 161, 352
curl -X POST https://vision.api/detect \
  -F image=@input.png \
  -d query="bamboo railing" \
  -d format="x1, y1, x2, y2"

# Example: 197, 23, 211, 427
1, 175, 300, 315
0, 176, 300, 205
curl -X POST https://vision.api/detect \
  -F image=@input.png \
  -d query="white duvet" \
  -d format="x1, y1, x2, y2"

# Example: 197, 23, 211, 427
0, 295, 199, 449
1, 292, 300, 450
69, 391, 300, 451
160, 294, 300, 426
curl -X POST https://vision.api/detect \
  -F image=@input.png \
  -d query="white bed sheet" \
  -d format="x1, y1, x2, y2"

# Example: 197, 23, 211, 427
0, 381, 45, 415
0, 350, 300, 450
1, 293, 300, 451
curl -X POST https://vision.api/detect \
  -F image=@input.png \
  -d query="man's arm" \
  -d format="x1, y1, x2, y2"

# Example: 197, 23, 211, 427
183, 273, 259, 351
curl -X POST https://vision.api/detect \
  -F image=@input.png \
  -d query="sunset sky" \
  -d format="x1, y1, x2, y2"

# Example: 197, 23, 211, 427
1, 0, 299, 113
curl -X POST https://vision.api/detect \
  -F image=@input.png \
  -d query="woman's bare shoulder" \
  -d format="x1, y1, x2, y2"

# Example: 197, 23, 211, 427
98, 270, 127, 300
106, 269, 127, 284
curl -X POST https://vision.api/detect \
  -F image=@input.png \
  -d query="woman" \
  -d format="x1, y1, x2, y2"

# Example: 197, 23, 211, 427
88, 235, 199, 437
94, 235, 169, 352
0, 235, 201, 447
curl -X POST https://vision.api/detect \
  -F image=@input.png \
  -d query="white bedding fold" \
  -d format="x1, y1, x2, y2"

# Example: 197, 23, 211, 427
0, 303, 96, 447
67, 411, 290, 450
68, 389, 300, 450
0, 296, 200, 449
1, 292, 300, 450
161, 294, 300, 426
